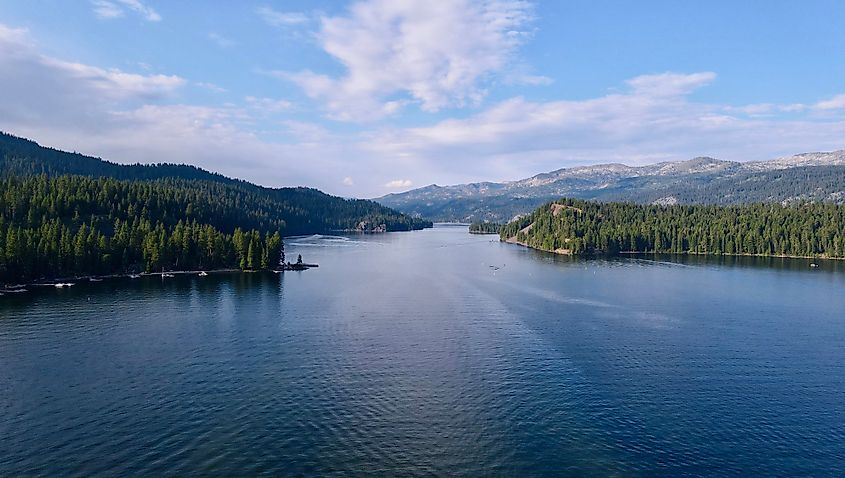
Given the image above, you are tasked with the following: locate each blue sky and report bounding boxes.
[1,0,844,197]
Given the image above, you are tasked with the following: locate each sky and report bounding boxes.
[1,0,844,198]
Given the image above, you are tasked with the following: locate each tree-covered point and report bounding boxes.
[0,132,432,235]
[468,221,503,234]
[500,198,845,259]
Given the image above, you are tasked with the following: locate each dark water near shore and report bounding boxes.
[2,225,844,476]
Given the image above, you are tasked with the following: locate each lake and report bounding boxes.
[2,225,844,476]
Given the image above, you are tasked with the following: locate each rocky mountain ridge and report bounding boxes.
[376,150,845,222]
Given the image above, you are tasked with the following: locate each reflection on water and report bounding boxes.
[1,226,844,476]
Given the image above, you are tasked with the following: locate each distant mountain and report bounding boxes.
[0,132,432,236]
[376,152,845,222]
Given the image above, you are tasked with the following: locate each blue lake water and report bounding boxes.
[1,225,844,476]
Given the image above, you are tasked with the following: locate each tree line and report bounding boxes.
[500,198,845,258]
[468,221,503,234]
[0,175,283,283]
[0,131,432,236]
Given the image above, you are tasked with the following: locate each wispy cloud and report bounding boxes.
[245,96,293,113]
[385,179,413,189]
[91,0,161,22]
[208,32,236,48]
[256,6,309,27]
[196,82,226,93]
[815,94,845,111]
[280,0,536,121]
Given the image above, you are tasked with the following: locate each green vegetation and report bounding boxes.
[0,132,432,236]
[468,221,503,234]
[0,132,432,283]
[0,175,285,283]
[501,198,845,258]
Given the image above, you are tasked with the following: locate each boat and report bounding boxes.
[161,273,175,278]
[198,271,209,277]
[89,278,103,282]
[128,274,141,279]
[54,282,75,288]
[810,263,819,268]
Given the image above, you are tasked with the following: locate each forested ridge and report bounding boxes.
[501,198,845,258]
[0,132,431,283]
[0,132,431,236]
[0,175,286,283]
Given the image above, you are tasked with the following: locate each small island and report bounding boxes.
[279,254,318,271]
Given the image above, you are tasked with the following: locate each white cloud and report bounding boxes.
[282,0,535,120]
[256,6,309,26]
[626,71,717,97]
[815,94,845,111]
[91,0,161,22]
[384,179,413,189]
[208,32,236,48]
[197,82,226,93]
[91,0,123,19]
[245,96,293,113]
[360,71,845,188]
[0,24,183,132]
[1,22,845,199]
[723,103,776,116]
[342,177,355,186]
[0,24,29,44]
[0,23,343,191]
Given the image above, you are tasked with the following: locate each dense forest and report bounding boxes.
[0,132,432,235]
[0,132,431,283]
[501,198,845,259]
[0,175,286,283]
[468,221,503,234]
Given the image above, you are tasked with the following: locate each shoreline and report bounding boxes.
[502,239,842,262]
[1,265,317,293]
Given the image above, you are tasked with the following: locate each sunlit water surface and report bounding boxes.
[2,225,844,476]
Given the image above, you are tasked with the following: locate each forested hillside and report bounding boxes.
[0,133,431,283]
[501,199,845,259]
[0,132,431,235]
[0,176,287,282]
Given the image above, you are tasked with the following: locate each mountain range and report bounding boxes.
[376,151,845,222]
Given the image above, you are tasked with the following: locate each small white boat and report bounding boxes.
[54,282,75,288]
[198,271,209,277]
[89,278,103,282]
[161,273,175,278]
[810,263,819,268]
[129,274,141,279]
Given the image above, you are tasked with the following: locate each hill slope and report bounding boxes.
[0,132,431,283]
[500,198,845,259]
[377,153,845,222]
[0,132,432,235]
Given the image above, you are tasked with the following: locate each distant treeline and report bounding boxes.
[468,221,503,234]
[501,198,845,258]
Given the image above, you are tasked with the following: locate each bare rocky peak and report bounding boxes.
[744,150,845,171]
[641,157,738,176]
[376,149,845,204]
